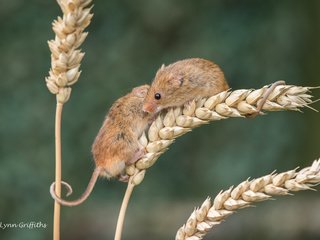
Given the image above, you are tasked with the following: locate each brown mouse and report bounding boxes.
[50,85,151,206]
[142,58,229,113]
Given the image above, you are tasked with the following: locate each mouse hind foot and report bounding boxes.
[126,148,146,165]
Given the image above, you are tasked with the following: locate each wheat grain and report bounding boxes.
[175,158,320,240]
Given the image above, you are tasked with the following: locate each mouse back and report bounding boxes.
[92,85,150,177]
[143,58,229,113]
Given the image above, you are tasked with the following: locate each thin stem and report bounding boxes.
[53,102,63,240]
[114,181,135,240]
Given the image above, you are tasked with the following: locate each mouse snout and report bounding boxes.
[142,102,156,113]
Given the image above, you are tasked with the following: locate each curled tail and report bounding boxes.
[50,167,101,207]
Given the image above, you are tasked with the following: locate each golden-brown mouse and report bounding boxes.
[143,58,229,113]
[50,85,150,206]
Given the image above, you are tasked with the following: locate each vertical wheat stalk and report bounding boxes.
[115,170,145,240]
[53,102,63,240]
[45,1,93,239]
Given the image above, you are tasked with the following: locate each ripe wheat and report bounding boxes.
[175,158,320,240]
[45,0,93,103]
[126,84,317,185]
[45,1,93,239]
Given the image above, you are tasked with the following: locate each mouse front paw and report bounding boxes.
[118,174,129,182]
[127,148,146,165]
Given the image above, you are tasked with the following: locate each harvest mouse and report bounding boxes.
[50,85,151,206]
[142,58,229,113]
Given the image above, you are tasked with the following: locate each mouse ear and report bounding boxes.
[169,75,184,87]
[155,64,166,77]
[132,85,149,97]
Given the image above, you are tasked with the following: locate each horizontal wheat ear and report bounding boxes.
[126,83,318,176]
[175,158,320,240]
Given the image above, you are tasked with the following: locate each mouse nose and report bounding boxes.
[143,103,156,113]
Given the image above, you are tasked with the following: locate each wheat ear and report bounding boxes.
[126,84,317,178]
[175,158,320,240]
[45,1,93,239]
[114,84,317,239]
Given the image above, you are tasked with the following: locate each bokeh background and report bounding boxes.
[0,0,319,239]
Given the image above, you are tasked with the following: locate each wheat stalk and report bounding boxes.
[114,83,317,239]
[175,158,320,240]
[126,84,316,179]
[45,1,93,239]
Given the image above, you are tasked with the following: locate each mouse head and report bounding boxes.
[143,64,184,113]
[132,84,150,98]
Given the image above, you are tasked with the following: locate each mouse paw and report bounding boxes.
[148,112,159,124]
[127,148,146,165]
[118,174,129,182]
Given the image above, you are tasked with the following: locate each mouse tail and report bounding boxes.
[50,167,101,207]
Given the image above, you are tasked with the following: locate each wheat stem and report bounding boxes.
[46,1,93,239]
[53,103,63,240]
[115,170,146,240]
[114,181,135,240]
[175,158,320,240]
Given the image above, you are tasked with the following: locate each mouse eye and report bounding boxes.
[154,93,161,100]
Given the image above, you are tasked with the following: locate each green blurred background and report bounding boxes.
[0,0,319,239]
